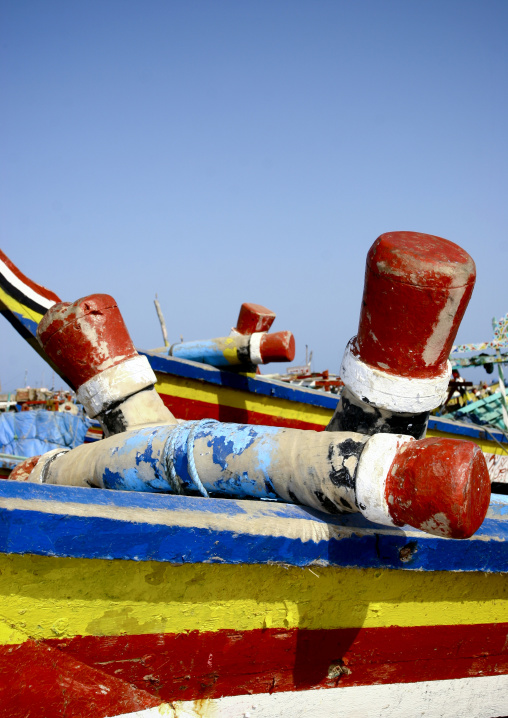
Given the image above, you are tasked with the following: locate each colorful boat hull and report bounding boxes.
[0,480,507,717]
[2,248,508,716]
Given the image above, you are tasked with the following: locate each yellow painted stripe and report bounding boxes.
[427,428,506,456]
[0,285,45,325]
[155,373,505,451]
[155,373,332,425]
[0,554,506,646]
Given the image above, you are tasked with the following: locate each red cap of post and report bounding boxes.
[356,232,476,379]
[386,437,491,539]
[37,294,138,389]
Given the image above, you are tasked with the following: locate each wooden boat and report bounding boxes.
[0,237,507,718]
[1,248,507,492]
[0,478,506,718]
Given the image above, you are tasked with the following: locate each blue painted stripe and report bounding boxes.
[428,416,508,444]
[142,351,340,410]
[0,480,506,572]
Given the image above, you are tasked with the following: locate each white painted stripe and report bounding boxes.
[114,675,508,718]
[0,256,56,311]
[107,706,171,718]
[355,433,413,526]
[341,339,451,413]
[76,355,157,417]
[249,332,264,365]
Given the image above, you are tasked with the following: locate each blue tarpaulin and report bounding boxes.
[0,411,90,458]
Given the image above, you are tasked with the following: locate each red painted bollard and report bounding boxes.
[8,455,43,482]
[356,434,490,539]
[234,303,276,335]
[37,294,175,436]
[169,301,295,368]
[329,232,476,438]
[236,304,294,365]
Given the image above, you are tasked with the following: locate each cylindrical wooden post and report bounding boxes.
[37,294,175,435]
[328,232,476,438]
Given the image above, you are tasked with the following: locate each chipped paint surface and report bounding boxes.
[234,303,276,335]
[17,413,492,538]
[386,437,491,539]
[421,284,468,366]
[37,294,138,387]
[356,232,476,379]
[30,421,370,517]
[76,355,158,417]
[355,433,413,526]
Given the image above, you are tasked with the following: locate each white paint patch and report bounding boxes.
[77,315,126,375]
[249,333,265,365]
[422,285,467,366]
[420,512,452,537]
[484,452,508,484]
[77,355,157,417]
[108,706,173,718]
[137,675,508,717]
[355,433,413,526]
[0,256,56,310]
[341,340,451,412]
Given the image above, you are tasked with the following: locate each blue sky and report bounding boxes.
[1,1,507,392]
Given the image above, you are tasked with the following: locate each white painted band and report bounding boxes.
[249,332,265,364]
[109,708,171,718]
[356,432,414,526]
[76,355,157,417]
[0,256,56,311]
[340,339,452,413]
[151,674,508,718]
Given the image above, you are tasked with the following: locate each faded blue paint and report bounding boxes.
[210,472,269,500]
[207,424,258,470]
[252,428,281,482]
[94,422,290,500]
[171,339,235,367]
[6,310,39,337]
[0,479,506,572]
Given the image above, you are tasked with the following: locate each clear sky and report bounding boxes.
[1,1,507,392]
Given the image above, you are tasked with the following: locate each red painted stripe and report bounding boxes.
[38,624,508,702]
[0,249,61,304]
[159,392,326,431]
[0,639,162,718]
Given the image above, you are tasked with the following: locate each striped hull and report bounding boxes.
[1,249,508,716]
[0,482,506,717]
[1,554,507,717]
